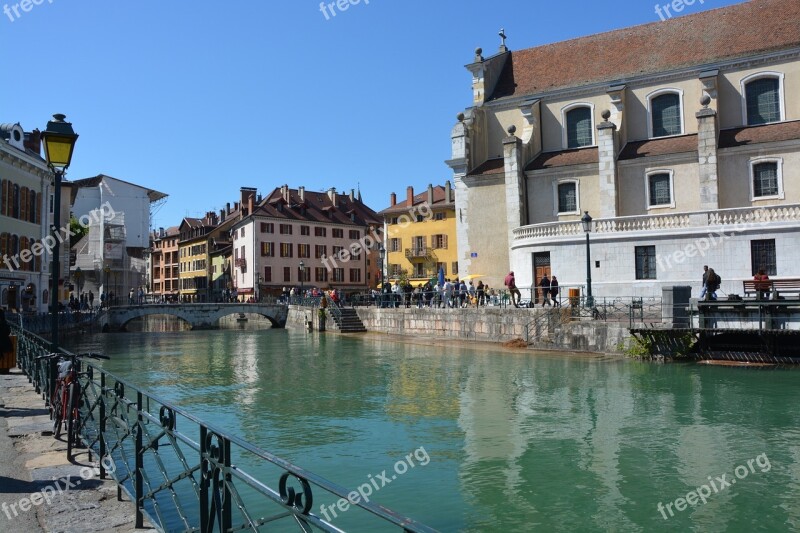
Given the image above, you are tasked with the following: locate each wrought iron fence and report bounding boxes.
[10,325,438,533]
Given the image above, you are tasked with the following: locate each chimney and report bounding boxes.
[328,187,336,203]
[226,202,231,215]
[235,201,240,211]
[349,189,355,202]
[407,186,414,206]
[248,194,254,217]
[427,184,434,206]
[282,184,289,201]
[445,181,452,204]
[390,192,397,206]
[159,227,165,238]
[219,209,225,222]
[298,186,305,202]
[23,129,42,155]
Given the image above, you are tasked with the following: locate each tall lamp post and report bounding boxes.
[299,260,305,297]
[378,244,385,288]
[254,273,261,302]
[42,114,79,351]
[581,211,594,308]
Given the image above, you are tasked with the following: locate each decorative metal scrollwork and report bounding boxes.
[279,472,313,515]
[159,406,175,430]
[205,431,225,462]
[114,381,125,398]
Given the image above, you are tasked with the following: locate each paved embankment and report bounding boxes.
[0,369,155,533]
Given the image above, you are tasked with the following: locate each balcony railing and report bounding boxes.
[513,204,800,241]
[405,247,432,258]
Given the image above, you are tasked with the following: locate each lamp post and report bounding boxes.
[299,260,305,297]
[254,273,261,303]
[42,114,78,351]
[103,266,110,308]
[378,244,385,288]
[581,211,594,308]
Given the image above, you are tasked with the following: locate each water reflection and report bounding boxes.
[64,329,800,532]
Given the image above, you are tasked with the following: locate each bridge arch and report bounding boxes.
[105,304,288,331]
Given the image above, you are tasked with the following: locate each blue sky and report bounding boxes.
[1,0,742,229]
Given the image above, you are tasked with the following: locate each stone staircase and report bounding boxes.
[330,307,367,333]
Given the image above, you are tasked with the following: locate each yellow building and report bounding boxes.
[379,183,457,285]
[178,216,215,302]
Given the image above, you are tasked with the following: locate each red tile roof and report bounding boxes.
[467,158,505,177]
[719,120,800,148]
[619,135,698,160]
[379,185,455,214]
[526,147,599,171]
[490,0,800,100]
[253,188,380,226]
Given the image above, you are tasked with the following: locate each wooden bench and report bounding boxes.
[742,278,800,298]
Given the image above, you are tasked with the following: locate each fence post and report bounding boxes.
[99,372,106,479]
[135,391,144,529]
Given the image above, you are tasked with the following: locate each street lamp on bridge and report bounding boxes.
[42,114,78,352]
[299,260,305,297]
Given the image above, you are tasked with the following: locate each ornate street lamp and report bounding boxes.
[581,211,594,308]
[42,114,78,351]
[299,260,305,296]
[255,272,261,302]
[378,244,386,287]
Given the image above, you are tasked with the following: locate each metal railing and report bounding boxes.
[6,310,99,336]
[10,325,438,533]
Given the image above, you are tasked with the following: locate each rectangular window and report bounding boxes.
[751,239,776,276]
[333,228,344,238]
[391,217,399,225]
[298,244,311,258]
[264,266,272,283]
[315,245,327,259]
[648,173,672,206]
[332,246,343,257]
[635,246,657,280]
[434,212,446,221]
[436,262,446,276]
[746,77,780,125]
[431,234,448,249]
[557,183,577,213]
[240,228,245,238]
[333,268,344,282]
[261,223,274,233]
[389,238,401,252]
[414,263,425,277]
[279,224,293,235]
[315,227,326,237]
[753,162,779,197]
[651,93,682,137]
[566,107,592,148]
[301,225,310,236]
[280,243,293,258]
[349,230,360,239]
[349,268,361,283]
[452,262,459,275]
[260,242,274,257]
[315,267,328,282]
[283,266,291,282]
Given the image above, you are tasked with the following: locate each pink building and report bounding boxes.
[230,185,381,297]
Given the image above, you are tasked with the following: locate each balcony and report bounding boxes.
[405,247,435,259]
[513,204,800,243]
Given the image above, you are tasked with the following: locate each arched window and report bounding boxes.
[10,234,18,261]
[744,75,782,125]
[20,187,28,223]
[749,158,783,200]
[564,106,594,148]
[1,180,7,216]
[42,289,49,305]
[29,190,37,223]
[650,92,682,137]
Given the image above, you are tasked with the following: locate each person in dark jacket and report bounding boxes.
[540,275,551,306]
[0,309,13,356]
[550,276,560,306]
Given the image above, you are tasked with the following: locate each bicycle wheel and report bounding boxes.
[52,386,63,437]
[66,381,79,459]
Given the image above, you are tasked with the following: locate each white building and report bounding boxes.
[0,122,61,312]
[69,174,166,303]
[448,0,800,298]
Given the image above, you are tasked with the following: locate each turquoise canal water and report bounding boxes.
[65,322,800,532]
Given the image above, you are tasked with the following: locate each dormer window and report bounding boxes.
[743,73,784,125]
[648,90,683,137]
[563,105,594,149]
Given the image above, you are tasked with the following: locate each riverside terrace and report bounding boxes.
[8,323,438,532]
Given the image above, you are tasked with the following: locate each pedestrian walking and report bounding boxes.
[705,267,721,301]
[477,280,485,307]
[540,275,551,306]
[699,265,709,300]
[550,276,560,306]
[89,290,94,309]
[504,272,521,307]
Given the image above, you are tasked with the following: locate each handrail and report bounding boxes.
[10,324,438,533]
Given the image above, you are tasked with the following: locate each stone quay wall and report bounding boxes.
[353,307,632,354]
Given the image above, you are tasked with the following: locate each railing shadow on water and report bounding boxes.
[9,324,438,533]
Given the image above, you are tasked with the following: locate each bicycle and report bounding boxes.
[35,352,109,460]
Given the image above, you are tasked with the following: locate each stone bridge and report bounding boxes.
[99,303,289,331]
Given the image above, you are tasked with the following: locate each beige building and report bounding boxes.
[449,0,800,297]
